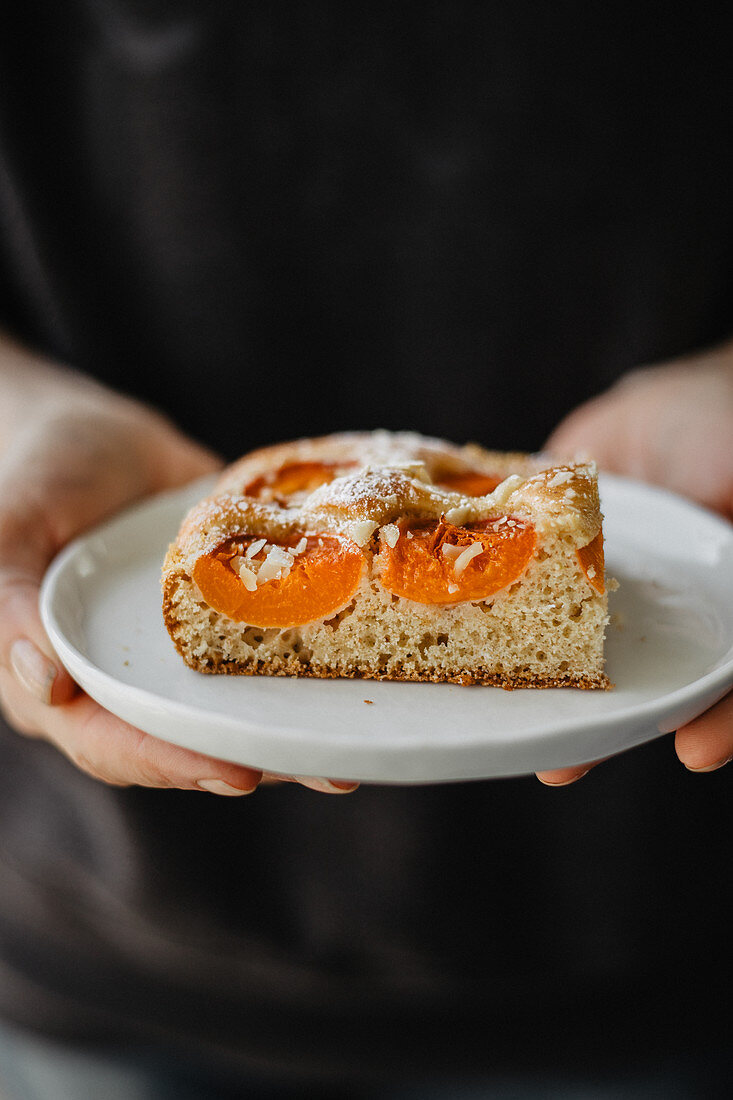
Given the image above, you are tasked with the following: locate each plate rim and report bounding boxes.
[39,473,733,778]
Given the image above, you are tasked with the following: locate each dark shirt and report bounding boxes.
[0,1,731,1083]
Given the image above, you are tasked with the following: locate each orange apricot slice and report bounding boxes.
[244,462,341,499]
[435,471,503,496]
[576,529,605,594]
[378,516,537,605]
[192,533,364,627]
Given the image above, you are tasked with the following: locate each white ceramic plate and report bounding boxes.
[40,475,733,783]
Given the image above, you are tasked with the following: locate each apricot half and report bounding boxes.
[244,462,341,499]
[192,533,364,627]
[435,471,503,496]
[576,529,605,594]
[378,516,537,605]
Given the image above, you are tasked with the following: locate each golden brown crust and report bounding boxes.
[164,431,602,577]
[161,570,187,651]
[162,430,610,689]
[213,431,537,497]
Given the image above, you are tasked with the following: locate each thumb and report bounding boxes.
[0,509,76,706]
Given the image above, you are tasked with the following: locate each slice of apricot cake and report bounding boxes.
[162,431,610,688]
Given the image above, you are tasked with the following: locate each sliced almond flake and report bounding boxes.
[348,519,378,546]
[237,563,258,591]
[453,541,483,575]
[445,504,472,525]
[546,468,574,488]
[490,474,524,506]
[441,543,463,562]
[257,545,294,584]
[381,523,400,548]
[245,538,267,559]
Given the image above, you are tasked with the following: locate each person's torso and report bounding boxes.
[0,1,731,1078]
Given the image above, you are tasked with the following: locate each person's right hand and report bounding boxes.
[536,340,733,786]
[0,366,358,796]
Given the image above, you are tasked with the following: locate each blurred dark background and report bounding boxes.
[2,3,733,456]
[0,0,731,1090]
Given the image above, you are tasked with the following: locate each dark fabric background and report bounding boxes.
[0,0,731,1084]
[2,2,733,456]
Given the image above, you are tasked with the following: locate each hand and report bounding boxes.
[0,350,358,796]
[536,340,733,785]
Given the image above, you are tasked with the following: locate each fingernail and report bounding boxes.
[537,768,591,787]
[10,639,57,705]
[685,756,732,774]
[197,778,257,796]
[294,776,359,793]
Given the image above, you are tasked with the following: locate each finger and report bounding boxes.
[0,567,77,705]
[675,692,733,772]
[0,487,77,703]
[545,401,640,478]
[544,396,611,460]
[536,761,601,786]
[0,669,261,792]
[293,776,360,793]
[146,422,224,493]
[260,771,360,794]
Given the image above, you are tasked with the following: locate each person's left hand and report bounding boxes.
[535,341,733,786]
[0,360,359,797]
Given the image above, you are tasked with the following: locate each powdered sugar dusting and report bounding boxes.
[177,435,602,574]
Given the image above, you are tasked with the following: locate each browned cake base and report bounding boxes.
[174,655,607,690]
